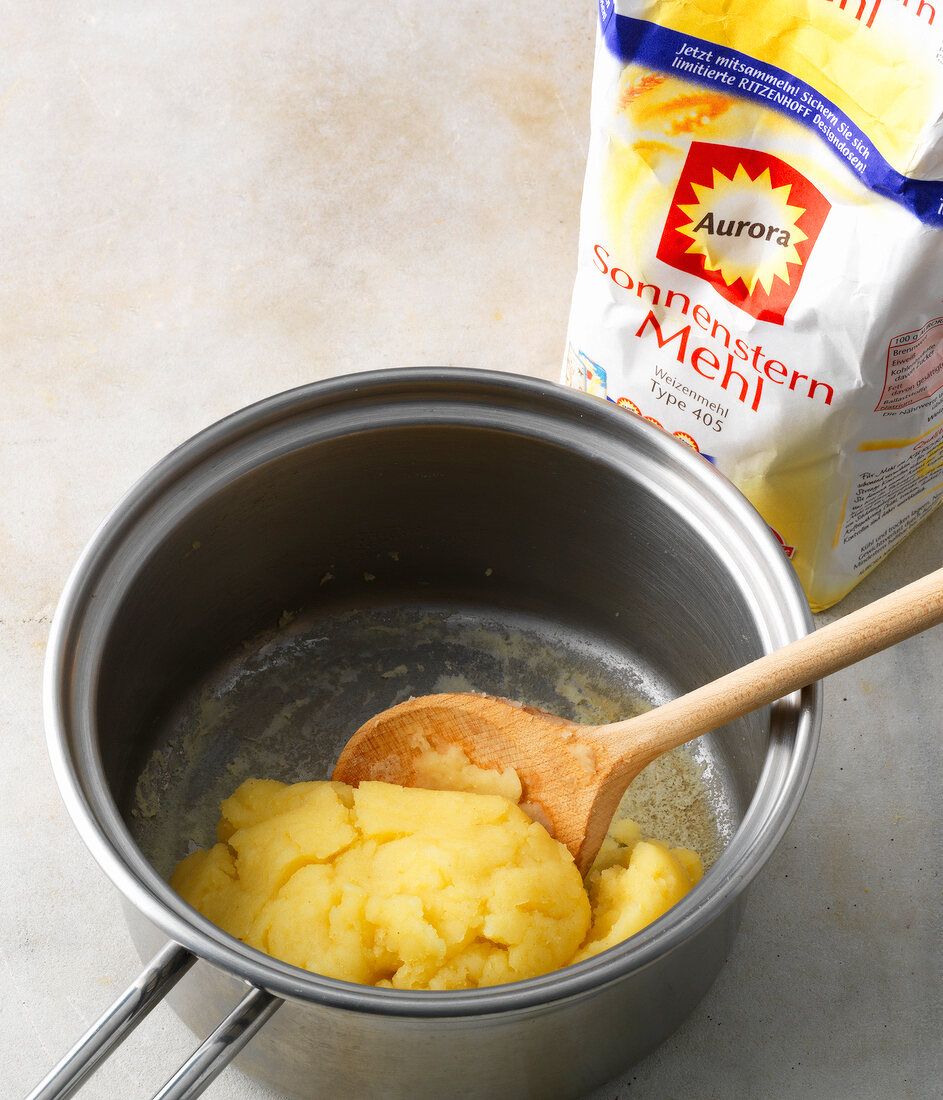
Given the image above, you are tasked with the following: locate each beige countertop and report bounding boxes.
[3,4,940,1097]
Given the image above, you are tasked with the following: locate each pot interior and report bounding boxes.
[55,371,815,991]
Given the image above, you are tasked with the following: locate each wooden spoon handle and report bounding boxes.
[600,565,943,765]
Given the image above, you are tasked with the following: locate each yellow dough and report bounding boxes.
[171,777,702,990]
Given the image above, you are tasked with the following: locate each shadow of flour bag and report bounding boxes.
[563,0,943,610]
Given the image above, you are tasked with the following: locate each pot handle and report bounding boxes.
[27,941,283,1100]
[151,984,282,1100]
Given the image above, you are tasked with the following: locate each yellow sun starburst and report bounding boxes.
[676,163,808,295]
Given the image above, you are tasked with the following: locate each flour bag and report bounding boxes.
[563,0,943,610]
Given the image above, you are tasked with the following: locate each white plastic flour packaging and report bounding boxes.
[563,0,943,610]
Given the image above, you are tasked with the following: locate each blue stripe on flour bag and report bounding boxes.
[597,5,943,228]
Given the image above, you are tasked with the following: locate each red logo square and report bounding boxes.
[656,142,831,325]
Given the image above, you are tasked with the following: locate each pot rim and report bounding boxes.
[44,366,820,1018]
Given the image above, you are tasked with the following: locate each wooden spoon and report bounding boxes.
[333,567,943,874]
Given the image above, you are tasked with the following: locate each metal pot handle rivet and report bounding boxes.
[27,941,282,1100]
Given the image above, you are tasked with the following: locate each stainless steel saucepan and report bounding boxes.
[34,368,820,1099]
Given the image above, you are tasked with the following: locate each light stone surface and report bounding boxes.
[3,4,940,1098]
